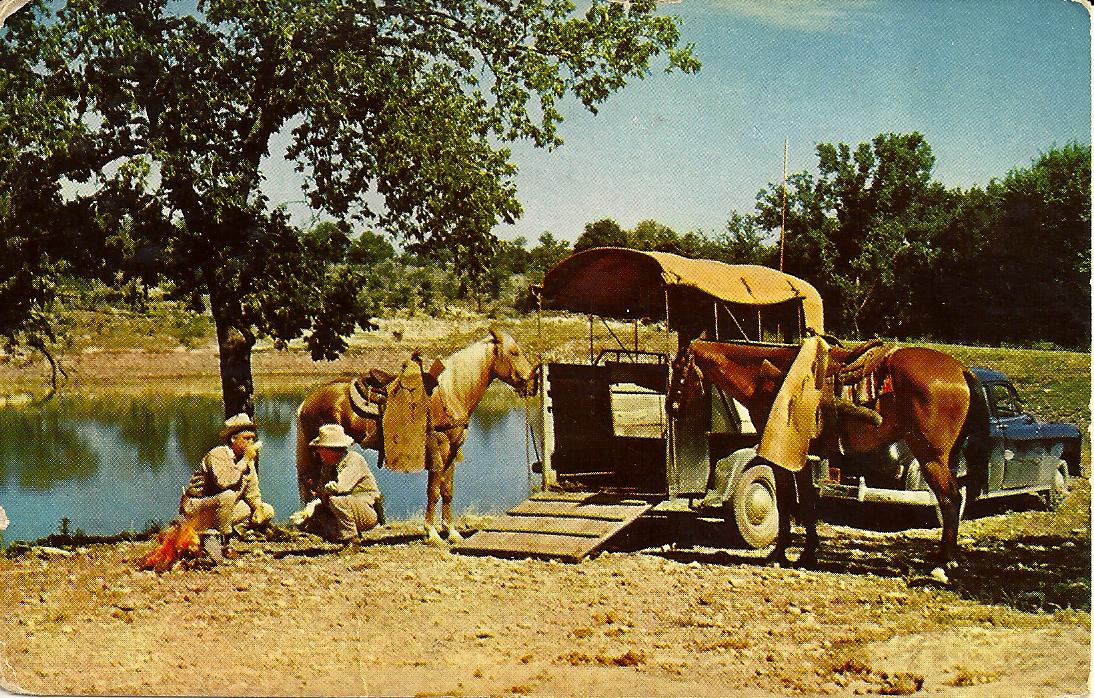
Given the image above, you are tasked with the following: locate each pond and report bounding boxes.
[0,386,535,543]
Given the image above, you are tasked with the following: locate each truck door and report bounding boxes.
[669,377,711,498]
[988,381,1042,489]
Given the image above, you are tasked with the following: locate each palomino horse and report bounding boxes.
[296,329,535,545]
[669,339,988,579]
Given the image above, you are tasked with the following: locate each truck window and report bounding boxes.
[989,383,1021,418]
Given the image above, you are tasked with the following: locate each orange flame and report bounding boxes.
[139,506,218,572]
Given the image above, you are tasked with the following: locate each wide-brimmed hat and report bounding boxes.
[219,413,258,441]
[310,423,354,449]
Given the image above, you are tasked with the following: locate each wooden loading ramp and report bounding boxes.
[453,492,653,562]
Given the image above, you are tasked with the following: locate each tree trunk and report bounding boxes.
[211,292,256,419]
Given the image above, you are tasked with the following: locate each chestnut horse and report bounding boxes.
[669,339,988,580]
[296,329,535,545]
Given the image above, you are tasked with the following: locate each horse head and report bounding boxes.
[487,328,536,397]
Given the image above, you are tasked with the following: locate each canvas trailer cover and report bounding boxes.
[536,247,825,336]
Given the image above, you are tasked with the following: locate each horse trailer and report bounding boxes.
[455,248,826,560]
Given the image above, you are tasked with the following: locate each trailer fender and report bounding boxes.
[703,447,759,508]
[713,448,780,549]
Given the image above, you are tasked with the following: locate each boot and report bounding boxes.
[374,493,386,526]
[199,529,225,564]
[221,532,240,560]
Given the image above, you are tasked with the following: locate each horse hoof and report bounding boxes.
[447,529,465,544]
[796,554,818,570]
[929,567,950,585]
[424,528,448,548]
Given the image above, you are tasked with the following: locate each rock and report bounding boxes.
[34,546,74,558]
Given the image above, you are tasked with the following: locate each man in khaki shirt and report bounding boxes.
[296,423,382,543]
[179,413,275,556]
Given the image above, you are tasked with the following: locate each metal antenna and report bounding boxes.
[780,137,788,271]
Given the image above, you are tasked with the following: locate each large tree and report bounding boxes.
[12,0,697,415]
[931,143,1091,347]
[0,8,107,388]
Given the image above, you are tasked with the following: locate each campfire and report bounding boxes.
[139,507,217,572]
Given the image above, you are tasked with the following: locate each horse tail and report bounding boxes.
[295,398,318,504]
[955,369,991,499]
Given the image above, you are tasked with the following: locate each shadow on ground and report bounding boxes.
[604,502,1090,614]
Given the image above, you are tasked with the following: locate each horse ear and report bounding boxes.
[488,327,503,344]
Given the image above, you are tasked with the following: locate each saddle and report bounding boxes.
[826,339,895,427]
[832,340,891,385]
[348,352,445,472]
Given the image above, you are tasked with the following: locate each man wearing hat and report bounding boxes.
[298,423,382,543]
[179,413,276,557]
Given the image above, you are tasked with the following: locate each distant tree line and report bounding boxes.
[750,134,1090,349]
[483,134,1089,349]
[56,133,1092,352]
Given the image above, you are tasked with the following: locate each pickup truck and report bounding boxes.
[814,366,1083,518]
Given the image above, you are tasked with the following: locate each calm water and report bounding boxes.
[0,387,534,543]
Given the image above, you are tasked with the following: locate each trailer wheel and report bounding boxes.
[724,464,779,549]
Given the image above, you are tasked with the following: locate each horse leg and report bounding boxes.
[796,468,820,569]
[909,435,961,582]
[439,460,463,543]
[424,468,446,547]
[767,464,796,566]
[437,429,466,543]
[423,431,451,547]
[295,406,324,504]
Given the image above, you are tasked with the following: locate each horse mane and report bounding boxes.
[434,335,500,422]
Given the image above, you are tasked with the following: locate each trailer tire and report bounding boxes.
[724,464,779,549]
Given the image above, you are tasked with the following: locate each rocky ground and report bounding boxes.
[0,485,1089,697]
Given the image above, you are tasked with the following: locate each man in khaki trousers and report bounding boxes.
[179,413,275,558]
[295,424,383,543]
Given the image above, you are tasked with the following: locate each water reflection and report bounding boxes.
[0,387,532,543]
[0,410,101,490]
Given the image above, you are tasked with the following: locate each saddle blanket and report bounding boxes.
[382,360,431,473]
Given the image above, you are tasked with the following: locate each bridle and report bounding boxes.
[667,349,703,417]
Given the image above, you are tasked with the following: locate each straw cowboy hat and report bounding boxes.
[219,413,258,441]
[310,423,355,449]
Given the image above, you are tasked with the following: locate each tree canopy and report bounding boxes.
[749,135,1090,347]
[4,0,697,413]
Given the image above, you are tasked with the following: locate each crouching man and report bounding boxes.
[292,424,383,543]
[180,413,276,559]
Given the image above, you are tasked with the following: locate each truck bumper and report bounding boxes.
[816,477,937,507]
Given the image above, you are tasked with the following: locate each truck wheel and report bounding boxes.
[724,464,779,549]
[933,484,967,528]
[1041,460,1070,511]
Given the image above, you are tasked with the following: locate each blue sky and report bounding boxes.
[494,0,1091,242]
[35,0,1091,243]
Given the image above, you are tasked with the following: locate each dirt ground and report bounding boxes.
[0,340,1090,697]
[1,488,1090,697]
